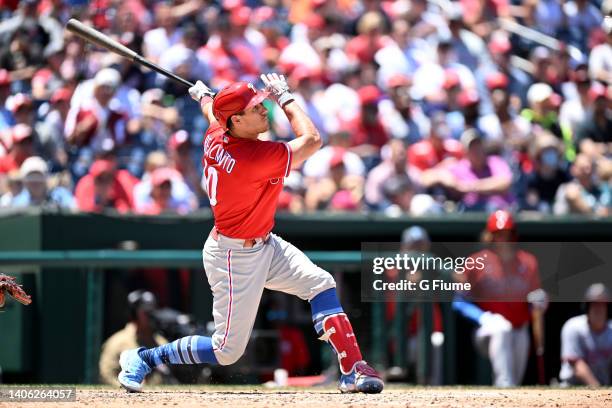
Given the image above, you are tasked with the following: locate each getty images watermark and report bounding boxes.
[360,242,612,302]
[371,252,486,292]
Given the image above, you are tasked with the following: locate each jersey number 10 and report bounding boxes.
[204,167,218,206]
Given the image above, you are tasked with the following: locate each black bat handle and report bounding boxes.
[134,56,195,88]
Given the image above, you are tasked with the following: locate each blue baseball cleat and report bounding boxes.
[338,361,384,394]
[118,348,152,392]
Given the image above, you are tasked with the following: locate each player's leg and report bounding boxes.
[204,239,274,366]
[477,328,514,386]
[264,233,383,393]
[511,325,530,385]
[118,236,273,391]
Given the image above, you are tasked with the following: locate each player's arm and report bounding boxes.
[572,359,601,386]
[459,175,512,194]
[189,80,218,125]
[261,73,321,169]
[282,101,321,168]
[452,294,484,324]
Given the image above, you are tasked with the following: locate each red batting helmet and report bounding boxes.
[486,210,515,233]
[212,82,269,129]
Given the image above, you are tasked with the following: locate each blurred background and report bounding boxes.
[0,0,610,388]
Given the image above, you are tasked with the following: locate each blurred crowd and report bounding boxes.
[0,0,610,215]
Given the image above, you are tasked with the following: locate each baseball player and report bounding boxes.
[453,210,547,386]
[117,73,384,394]
[559,283,612,386]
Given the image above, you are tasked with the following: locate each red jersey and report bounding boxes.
[350,117,389,148]
[407,139,463,171]
[346,35,391,64]
[463,248,540,328]
[74,170,136,213]
[202,123,292,239]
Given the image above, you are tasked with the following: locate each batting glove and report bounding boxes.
[261,73,294,107]
[189,80,215,106]
[478,311,512,335]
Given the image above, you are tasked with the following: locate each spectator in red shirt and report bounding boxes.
[350,86,390,161]
[0,124,34,174]
[346,11,390,64]
[408,112,463,172]
[74,159,134,213]
[65,68,128,152]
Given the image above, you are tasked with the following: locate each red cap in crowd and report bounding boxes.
[358,85,382,105]
[304,14,325,30]
[386,73,411,89]
[212,82,269,129]
[488,36,511,55]
[443,69,460,90]
[51,88,72,104]
[230,6,251,26]
[486,210,515,232]
[486,72,509,90]
[457,89,480,107]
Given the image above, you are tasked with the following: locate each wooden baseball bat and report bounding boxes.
[531,307,546,385]
[65,19,195,88]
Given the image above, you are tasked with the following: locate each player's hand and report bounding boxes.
[261,73,294,107]
[478,311,512,335]
[527,288,548,311]
[0,274,32,308]
[188,80,215,103]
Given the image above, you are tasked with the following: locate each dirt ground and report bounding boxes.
[3,386,612,408]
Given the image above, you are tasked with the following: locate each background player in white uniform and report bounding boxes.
[117,73,383,394]
[559,283,612,386]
